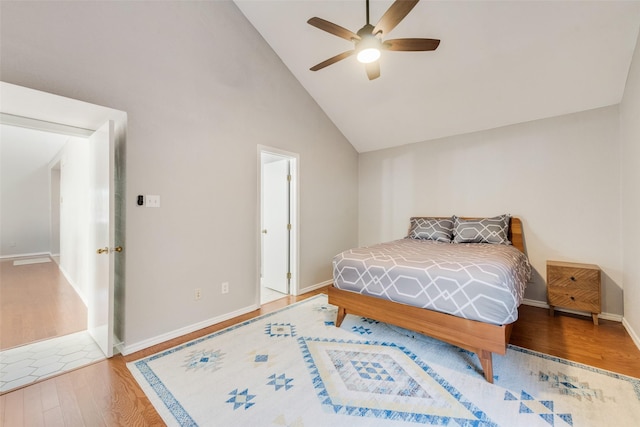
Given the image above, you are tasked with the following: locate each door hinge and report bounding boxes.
[287,174,292,182]
[287,223,292,230]
[287,272,292,280]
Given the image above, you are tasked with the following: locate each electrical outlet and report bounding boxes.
[194,288,202,300]
[221,282,229,294]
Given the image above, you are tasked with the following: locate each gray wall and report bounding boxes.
[620,29,640,345]
[359,106,624,317]
[0,1,358,350]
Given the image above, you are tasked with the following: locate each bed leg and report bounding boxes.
[335,307,346,327]
[477,350,494,383]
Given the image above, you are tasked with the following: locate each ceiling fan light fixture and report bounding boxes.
[356,35,381,64]
[357,47,380,64]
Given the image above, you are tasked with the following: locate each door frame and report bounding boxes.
[257,145,299,303]
[0,82,127,357]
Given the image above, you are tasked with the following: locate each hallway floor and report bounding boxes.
[0,256,87,350]
[0,256,100,394]
[0,331,104,393]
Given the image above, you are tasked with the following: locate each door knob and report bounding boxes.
[262,229,268,234]
[96,247,109,254]
[112,246,123,253]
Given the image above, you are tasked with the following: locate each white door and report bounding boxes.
[87,121,115,357]
[262,157,290,294]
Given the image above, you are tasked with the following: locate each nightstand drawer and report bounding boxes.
[547,287,600,313]
[547,265,599,291]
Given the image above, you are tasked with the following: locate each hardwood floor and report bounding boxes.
[0,258,87,350]
[511,304,640,378]
[2,287,639,426]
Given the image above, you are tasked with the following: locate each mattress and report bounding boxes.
[332,238,532,325]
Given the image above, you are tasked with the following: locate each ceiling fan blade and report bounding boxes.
[307,17,361,42]
[365,62,380,80]
[383,38,440,51]
[373,0,420,37]
[310,50,355,71]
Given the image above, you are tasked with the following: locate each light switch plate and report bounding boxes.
[146,195,160,208]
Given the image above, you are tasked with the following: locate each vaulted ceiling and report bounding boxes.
[235,0,640,153]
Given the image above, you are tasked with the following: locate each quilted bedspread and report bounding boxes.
[332,239,532,325]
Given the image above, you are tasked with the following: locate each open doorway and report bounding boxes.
[259,147,298,304]
[0,123,105,393]
[0,124,87,350]
[0,82,126,393]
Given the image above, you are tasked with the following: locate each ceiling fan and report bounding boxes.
[307,0,440,80]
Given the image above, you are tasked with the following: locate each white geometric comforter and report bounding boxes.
[332,239,532,325]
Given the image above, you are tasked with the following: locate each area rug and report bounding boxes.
[128,294,640,426]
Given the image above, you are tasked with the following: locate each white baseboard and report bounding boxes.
[622,318,640,351]
[297,279,332,296]
[49,252,60,264]
[521,298,623,323]
[121,303,259,356]
[0,251,50,259]
[521,298,550,309]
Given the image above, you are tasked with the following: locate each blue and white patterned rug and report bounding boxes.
[128,295,640,426]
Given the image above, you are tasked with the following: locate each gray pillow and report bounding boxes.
[452,215,511,245]
[407,217,454,242]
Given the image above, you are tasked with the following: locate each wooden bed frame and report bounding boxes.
[329,217,525,383]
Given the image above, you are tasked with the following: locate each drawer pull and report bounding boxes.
[570,276,576,281]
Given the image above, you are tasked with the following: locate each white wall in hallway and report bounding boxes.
[0,125,67,257]
[58,136,91,303]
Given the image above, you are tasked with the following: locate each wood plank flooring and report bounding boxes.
[511,304,640,378]
[0,258,87,350]
[2,287,639,426]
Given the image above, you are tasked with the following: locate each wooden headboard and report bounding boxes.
[409,216,525,254]
[508,217,525,253]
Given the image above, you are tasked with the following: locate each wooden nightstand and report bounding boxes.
[547,260,601,325]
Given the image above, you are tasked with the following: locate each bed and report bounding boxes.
[329,215,531,383]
